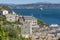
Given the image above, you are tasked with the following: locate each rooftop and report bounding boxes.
[24,16,37,20]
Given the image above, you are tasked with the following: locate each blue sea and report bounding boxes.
[13,8,60,25]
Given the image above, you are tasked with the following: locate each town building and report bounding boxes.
[20,16,39,38]
[8,10,16,15]
[5,14,18,22]
[0,10,8,15]
[3,10,8,15]
[30,33,58,40]
[21,22,30,38]
[49,24,59,27]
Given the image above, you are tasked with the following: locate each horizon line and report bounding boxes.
[0,2,60,5]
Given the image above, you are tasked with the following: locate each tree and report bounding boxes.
[0,21,8,40]
[37,19,48,26]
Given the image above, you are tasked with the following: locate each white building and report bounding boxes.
[3,10,8,15]
[24,16,39,35]
[0,10,8,15]
[49,24,59,27]
[12,11,16,14]
[23,16,38,27]
[20,16,39,38]
[5,14,18,22]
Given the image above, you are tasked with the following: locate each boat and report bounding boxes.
[40,8,43,10]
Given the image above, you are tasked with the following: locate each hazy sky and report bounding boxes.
[0,0,60,4]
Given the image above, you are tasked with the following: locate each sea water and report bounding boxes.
[13,8,60,25]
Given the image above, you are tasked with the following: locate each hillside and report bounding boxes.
[5,3,60,9]
[1,3,60,9]
[15,4,60,9]
[0,3,60,10]
[0,4,11,10]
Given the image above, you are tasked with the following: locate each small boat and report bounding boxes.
[40,8,43,10]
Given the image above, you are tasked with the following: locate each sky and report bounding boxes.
[0,0,60,4]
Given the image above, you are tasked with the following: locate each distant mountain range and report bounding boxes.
[1,3,60,9]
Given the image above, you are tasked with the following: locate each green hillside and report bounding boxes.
[0,5,11,10]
